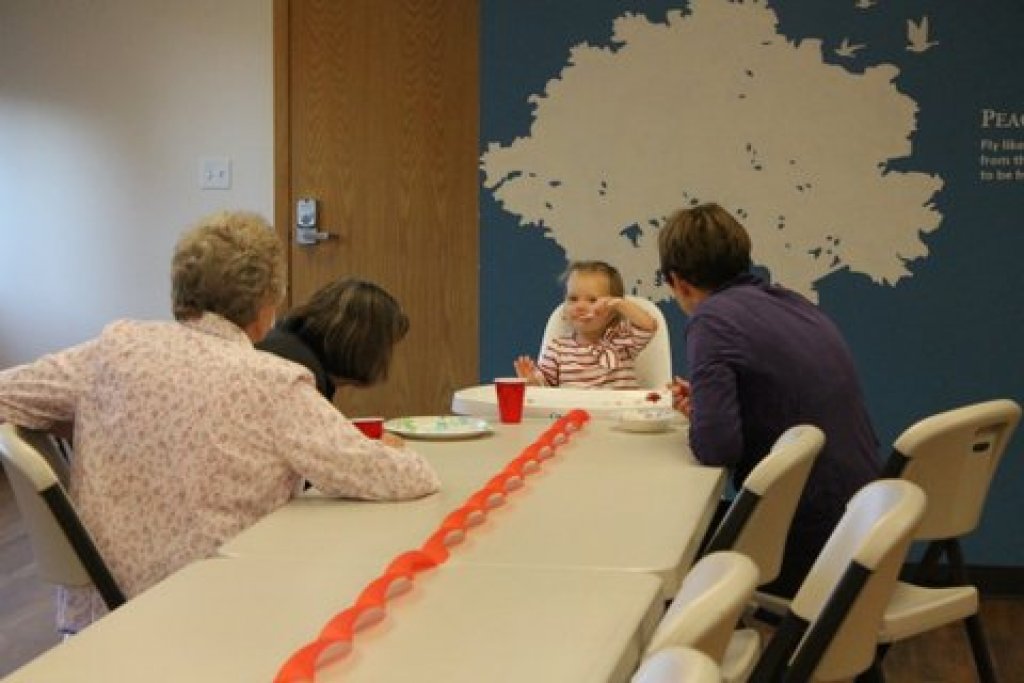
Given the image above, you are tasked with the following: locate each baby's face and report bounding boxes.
[564,271,614,336]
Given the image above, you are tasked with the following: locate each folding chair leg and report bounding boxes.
[912,540,947,584]
[854,659,886,683]
[945,541,999,683]
[964,614,999,683]
[873,643,891,666]
[946,539,969,585]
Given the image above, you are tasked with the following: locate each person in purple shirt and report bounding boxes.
[658,202,881,598]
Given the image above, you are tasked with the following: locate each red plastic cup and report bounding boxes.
[352,417,384,439]
[494,377,527,424]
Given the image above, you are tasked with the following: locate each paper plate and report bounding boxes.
[617,408,676,433]
[384,415,492,440]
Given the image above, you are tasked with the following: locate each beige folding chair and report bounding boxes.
[0,423,125,610]
[702,425,825,590]
[539,296,672,387]
[644,551,761,683]
[15,427,72,487]
[875,398,1021,683]
[748,479,926,683]
[633,646,723,683]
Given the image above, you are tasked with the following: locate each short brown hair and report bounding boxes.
[287,279,409,386]
[658,203,752,290]
[171,211,285,326]
[561,260,625,297]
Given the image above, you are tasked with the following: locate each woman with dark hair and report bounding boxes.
[257,278,409,401]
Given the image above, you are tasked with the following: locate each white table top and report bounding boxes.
[452,383,675,420]
[3,558,662,683]
[220,418,723,598]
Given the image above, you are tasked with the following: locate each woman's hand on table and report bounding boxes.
[382,432,405,449]
[668,376,692,418]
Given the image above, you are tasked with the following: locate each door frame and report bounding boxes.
[273,0,293,310]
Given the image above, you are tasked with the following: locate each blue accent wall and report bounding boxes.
[481,0,1024,565]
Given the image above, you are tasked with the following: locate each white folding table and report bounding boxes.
[219,418,723,598]
[2,558,662,683]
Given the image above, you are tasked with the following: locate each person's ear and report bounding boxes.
[244,301,277,343]
[665,272,701,315]
[665,271,685,296]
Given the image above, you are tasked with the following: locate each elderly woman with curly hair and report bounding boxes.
[0,211,440,634]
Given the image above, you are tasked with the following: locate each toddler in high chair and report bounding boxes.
[514,260,658,388]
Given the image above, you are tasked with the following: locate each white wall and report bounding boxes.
[0,0,273,367]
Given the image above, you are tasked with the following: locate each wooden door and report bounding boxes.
[274,0,479,417]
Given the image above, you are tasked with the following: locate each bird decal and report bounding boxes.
[835,37,866,58]
[907,16,939,53]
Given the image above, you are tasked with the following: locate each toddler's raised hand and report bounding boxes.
[514,355,545,386]
[591,296,620,318]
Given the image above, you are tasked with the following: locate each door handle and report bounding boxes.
[295,197,337,246]
[296,226,335,245]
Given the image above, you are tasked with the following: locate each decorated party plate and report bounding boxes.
[384,415,492,440]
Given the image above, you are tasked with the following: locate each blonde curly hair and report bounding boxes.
[171,211,286,326]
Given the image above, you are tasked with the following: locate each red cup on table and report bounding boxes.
[352,417,384,439]
[494,377,527,424]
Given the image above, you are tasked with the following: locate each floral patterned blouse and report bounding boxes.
[0,313,440,632]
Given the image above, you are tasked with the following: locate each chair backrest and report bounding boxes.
[885,398,1021,540]
[632,646,722,683]
[0,424,125,609]
[644,551,759,663]
[750,479,926,683]
[15,428,72,488]
[704,424,825,586]
[539,296,672,388]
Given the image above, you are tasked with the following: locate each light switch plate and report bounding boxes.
[199,156,232,190]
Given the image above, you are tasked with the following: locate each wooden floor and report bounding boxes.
[1,470,1021,681]
[1,470,60,677]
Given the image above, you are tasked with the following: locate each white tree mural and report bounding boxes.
[481,0,944,301]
